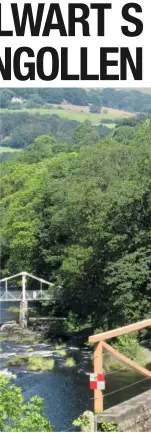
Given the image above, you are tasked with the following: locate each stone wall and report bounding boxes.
[95,390,151,432]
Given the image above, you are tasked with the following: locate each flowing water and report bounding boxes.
[0,301,151,431]
[0,301,19,323]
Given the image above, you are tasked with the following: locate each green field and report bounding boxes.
[0,146,20,154]
[102,123,116,129]
[0,107,132,126]
[125,88,151,95]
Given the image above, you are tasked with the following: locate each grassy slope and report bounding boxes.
[136,88,151,95]
[0,107,131,126]
[103,123,116,129]
[121,88,151,95]
[0,146,20,154]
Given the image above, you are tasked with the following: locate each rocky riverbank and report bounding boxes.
[1,323,151,374]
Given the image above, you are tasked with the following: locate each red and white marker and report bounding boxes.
[89,373,105,390]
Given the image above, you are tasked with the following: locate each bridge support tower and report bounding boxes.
[19,272,28,328]
[19,301,28,328]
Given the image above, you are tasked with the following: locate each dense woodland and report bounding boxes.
[0,111,110,150]
[1,112,151,331]
[1,87,151,113]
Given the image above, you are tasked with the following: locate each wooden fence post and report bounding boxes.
[89,318,151,418]
[94,341,103,413]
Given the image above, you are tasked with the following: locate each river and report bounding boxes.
[0,301,19,323]
[0,302,151,431]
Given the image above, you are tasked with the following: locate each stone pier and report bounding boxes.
[19,301,28,328]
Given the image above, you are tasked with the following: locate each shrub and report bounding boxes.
[65,312,92,333]
[113,332,145,365]
[7,355,55,371]
[57,349,67,357]
[0,337,6,343]
[0,376,53,431]
[73,411,94,432]
[8,306,20,314]
[28,356,55,371]
[65,357,76,367]
[101,422,117,431]
[19,336,41,345]
[7,356,28,367]
[102,333,146,372]
[55,343,66,350]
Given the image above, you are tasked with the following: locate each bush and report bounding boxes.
[94,333,146,373]
[113,332,145,365]
[7,355,55,371]
[101,422,117,431]
[90,103,101,113]
[8,306,20,314]
[65,312,92,333]
[65,357,76,367]
[55,343,66,350]
[56,349,67,357]
[0,376,53,431]
[16,335,41,345]
[7,356,27,367]
[28,356,55,371]
[0,337,6,343]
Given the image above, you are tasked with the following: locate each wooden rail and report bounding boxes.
[88,319,151,413]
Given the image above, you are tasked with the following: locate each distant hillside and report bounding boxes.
[124,88,151,95]
[1,88,151,114]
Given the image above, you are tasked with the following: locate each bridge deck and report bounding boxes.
[0,290,52,302]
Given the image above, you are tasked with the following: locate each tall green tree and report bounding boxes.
[1,119,151,329]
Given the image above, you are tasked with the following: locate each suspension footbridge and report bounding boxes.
[0,271,54,327]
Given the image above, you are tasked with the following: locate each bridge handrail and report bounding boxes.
[89,318,151,413]
[0,289,53,301]
[89,318,151,343]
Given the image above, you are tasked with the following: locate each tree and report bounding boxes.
[0,112,79,149]
[112,125,137,145]
[1,119,151,331]
[0,376,53,432]
[63,88,88,106]
[73,120,100,147]
[0,89,15,108]
[90,103,101,113]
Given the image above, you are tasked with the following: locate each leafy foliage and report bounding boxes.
[6,355,55,371]
[1,118,151,331]
[0,376,53,431]
[101,422,117,431]
[0,111,79,148]
[73,415,91,430]
[65,357,76,367]
[113,333,145,365]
